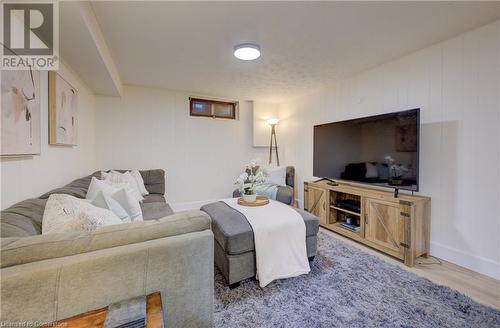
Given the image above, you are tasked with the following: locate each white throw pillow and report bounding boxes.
[91,191,131,223]
[365,162,379,178]
[86,177,143,221]
[130,169,149,196]
[263,166,287,186]
[112,189,143,222]
[42,194,122,235]
[86,177,119,200]
[102,171,144,202]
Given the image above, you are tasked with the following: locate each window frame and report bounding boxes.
[189,97,237,120]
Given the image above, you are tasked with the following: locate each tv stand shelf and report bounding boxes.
[330,205,361,217]
[304,180,431,267]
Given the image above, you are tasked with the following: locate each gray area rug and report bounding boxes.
[214,232,500,327]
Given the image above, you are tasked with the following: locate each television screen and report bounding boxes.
[313,108,420,191]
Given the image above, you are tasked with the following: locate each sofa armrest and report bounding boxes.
[1,230,214,327]
[1,210,211,268]
[233,185,294,205]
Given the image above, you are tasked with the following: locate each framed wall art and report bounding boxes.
[1,69,41,156]
[49,71,78,146]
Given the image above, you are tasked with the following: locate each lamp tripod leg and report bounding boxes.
[269,129,274,165]
[273,130,280,166]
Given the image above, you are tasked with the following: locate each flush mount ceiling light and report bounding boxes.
[233,43,261,61]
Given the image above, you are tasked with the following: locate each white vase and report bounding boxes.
[242,193,257,203]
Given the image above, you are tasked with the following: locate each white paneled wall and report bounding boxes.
[253,101,280,147]
[1,62,98,209]
[95,86,268,207]
[279,21,500,279]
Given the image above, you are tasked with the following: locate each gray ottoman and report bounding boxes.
[201,201,319,288]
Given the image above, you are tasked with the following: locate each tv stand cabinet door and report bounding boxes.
[365,198,404,259]
[304,184,328,226]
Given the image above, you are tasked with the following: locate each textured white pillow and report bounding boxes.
[86,177,119,200]
[86,177,143,221]
[130,169,149,196]
[102,171,144,202]
[42,194,122,235]
[112,189,143,222]
[365,162,379,178]
[264,166,287,186]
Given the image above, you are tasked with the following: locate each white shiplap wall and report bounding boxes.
[279,20,500,279]
[95,86,268,207]
[1,62,98,209]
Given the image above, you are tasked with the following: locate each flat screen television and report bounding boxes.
[313,108,420,192]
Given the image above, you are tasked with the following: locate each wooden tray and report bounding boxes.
[238,196,269,207]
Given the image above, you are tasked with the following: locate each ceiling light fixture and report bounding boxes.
[234,43,261,61]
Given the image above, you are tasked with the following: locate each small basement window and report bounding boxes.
[189,97,237,119]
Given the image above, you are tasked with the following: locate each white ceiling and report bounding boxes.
[62,2,500,102]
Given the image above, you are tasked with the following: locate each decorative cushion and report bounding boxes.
[343,163,367,180]
[365,162,379,178]
[42,194,122,235]
[102,171,144,202]
[130,169,149,196]
[91,191,131,223]
[86,177,143,222]
[377,163,390,180]
[86,177,120,200]
[263,166,287,186]
[112,189,143,222]
[1,170,168,238]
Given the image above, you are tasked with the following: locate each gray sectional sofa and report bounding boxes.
[0,170,214,327]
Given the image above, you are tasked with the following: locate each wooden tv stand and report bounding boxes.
[304,180,431,267]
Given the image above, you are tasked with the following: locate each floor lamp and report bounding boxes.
[267,118,280,166]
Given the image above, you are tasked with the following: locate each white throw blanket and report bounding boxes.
[223,198,310,287]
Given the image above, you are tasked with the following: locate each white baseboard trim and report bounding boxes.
[430,241,499,280]
[170,199,218,212]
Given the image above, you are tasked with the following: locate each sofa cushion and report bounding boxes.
[201,201,319,255]
[141,201,174,220]
[0,210,211,268]
[0,199,47,237]
[142,194,166,204]
[138,169,165,195]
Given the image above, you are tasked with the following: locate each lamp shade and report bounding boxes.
[266,118,280,126]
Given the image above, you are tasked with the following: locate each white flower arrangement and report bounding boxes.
[384,155,409,179]
[235,159,267,195]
